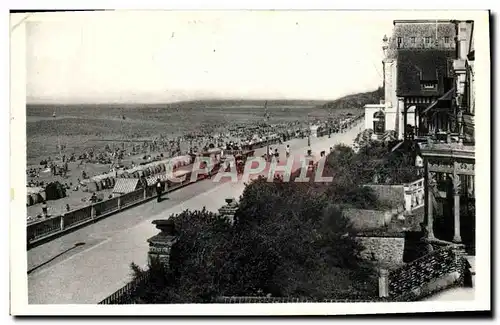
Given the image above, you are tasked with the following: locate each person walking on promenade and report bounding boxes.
[41,200,48,218]
[285,144,290,159]
[156,178,163,202]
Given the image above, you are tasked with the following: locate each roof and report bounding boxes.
[422,88,455,114]
[393,20,453,24]
[467,50,475,61]
[396,49,455,97]
[27,187,44,195]
[112,178,141,194]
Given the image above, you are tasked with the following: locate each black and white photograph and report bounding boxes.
[9,9,491,316]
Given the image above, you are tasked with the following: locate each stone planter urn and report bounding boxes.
[147,219,178,268]
[152,219,176,236]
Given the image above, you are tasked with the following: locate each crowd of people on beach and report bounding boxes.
[26,114,362,222]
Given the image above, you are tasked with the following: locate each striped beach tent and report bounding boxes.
[27,194,34,206]
[26,186,47,206]
[112,178,142,195]
[146,174,169,187]
[30,193,39,205]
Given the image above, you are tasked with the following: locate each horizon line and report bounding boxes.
[26,88,382,106]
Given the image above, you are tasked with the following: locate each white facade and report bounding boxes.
[363,44,402,139]
[364,104,385,131]
[383,58,399,134]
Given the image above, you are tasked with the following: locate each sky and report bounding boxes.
[25,11,394,104]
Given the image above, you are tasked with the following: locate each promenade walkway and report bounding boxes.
[27,122,364,304]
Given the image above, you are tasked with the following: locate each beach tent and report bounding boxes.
[112,178,142,195]
[146,174,169,187]
[45,182,66,200]
[84,178,98,192]
[27,194,34,206]
[26,186,46,206]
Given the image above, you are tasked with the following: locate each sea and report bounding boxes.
[25,101,348,165]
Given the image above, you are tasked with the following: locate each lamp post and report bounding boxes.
[307,113,311,148]
[264,101,270,161]
[328,109,333,138]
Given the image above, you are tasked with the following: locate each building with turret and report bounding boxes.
[365,20,459,140]
[365,19,476,253]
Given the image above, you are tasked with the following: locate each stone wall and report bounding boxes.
[363,184,405,209]
[355,235,405,267]
[388,245,467,298]
[343,208,391,230]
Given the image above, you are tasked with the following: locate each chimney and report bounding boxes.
[218,198,238,225]
[147,219,178,269]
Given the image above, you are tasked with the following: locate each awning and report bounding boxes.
[422,88,455,114]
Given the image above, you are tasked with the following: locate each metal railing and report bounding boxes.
[403,178,425,212]
[26,170,213,247]
[98,272,151,305]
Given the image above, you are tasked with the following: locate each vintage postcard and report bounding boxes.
[9,9,491,316]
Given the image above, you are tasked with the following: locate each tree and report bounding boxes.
[229,176,376,298]
[128,150,387,303]
[130,208,234,303]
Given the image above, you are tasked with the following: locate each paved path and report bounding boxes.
[422,287,475,301]
[27,122,364,304]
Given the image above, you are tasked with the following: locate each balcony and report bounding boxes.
[419,139,475,160]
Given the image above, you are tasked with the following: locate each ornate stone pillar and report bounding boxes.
[426,168,437,239]
[452,170,462,243]
[397,98,404,140]
[457,109,464,144]
[147,219,178,268]
[403,104,408,140]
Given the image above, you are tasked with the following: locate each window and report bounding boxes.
[444,36,450,43]
[411,37,416,43]
[421,81,437,90]
[425,37,431,44]
[373,111,386,135]
[397,37,402,48]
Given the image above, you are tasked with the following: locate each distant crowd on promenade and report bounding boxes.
[26,114,362,220]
